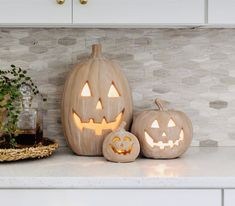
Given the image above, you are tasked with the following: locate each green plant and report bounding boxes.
[0,65,41,147]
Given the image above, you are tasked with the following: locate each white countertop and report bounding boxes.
[1,147,235,189]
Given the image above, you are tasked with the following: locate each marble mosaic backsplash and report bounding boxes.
[0,28,235,147]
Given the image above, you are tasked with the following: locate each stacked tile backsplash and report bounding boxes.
[1,28,235,147]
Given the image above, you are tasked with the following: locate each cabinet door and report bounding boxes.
[208,0,235,24]
[0,189,221,206]
[73,0,205,25]
[224,189,235,206]
[0,0,72,24]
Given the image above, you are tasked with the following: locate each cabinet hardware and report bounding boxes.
[80,0,88,5]
[57,0,65,5]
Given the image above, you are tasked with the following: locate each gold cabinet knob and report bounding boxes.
[57,0,65,4]
[80,0,88,5]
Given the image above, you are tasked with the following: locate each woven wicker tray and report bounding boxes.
[0,138,59,162]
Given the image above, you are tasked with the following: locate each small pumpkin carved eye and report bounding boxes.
[112,136,121,142]
[108,83,120,97]
[168,119,176,127]
[151,120,159,128]
[81,82,91,97]
[124,136,131,142]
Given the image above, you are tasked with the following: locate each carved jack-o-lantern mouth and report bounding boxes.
[144,129,184,150]
[73,111,123,135]
[110,144,133,155]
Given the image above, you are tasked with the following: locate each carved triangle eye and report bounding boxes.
[168,119,176,127]
[81,82,91,97]
[108,83,120,97]
[151,120,159,128]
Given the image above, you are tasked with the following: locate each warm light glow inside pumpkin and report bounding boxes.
[81,82,91,97]
[168,119,176,127]
[151,120,159,128]
[144,128,185,150]
[108,84,120,97]
[112,136,121,142]
[96,100,103,110]
[73,111,123,135]
[110,136,133,155]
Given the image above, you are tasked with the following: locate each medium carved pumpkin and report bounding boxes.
[62,44,133,156]
[131,99,193,159]
[103,122,140,163]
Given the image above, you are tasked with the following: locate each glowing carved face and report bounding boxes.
[131,99,193,159]
[62,44,133,156]
[102,126,140,163]
[110,136,133,155]
[135,112,193,159]
[144,118,185,150]
[73,81,123,136]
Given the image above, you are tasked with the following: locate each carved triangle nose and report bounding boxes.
[96,100,103,110]
[162,132,167,137]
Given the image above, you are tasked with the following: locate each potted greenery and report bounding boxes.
[0,65,59,162]
[0,65,41,148]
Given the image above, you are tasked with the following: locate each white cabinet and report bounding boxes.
[0,189,221,206]
[2,0,235,26]
[224,189,235,206]
[73,0,205,25]
[208,0,235,24]
[0,0,72,24]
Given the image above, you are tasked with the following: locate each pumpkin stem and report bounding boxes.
[155,98,166,111]
[117,121,127,131]
[91,44,102,58]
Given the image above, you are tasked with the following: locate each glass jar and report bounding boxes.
[15,84,43,145]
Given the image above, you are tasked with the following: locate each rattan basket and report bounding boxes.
[0,138,59,162]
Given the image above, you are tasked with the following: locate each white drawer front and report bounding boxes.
[208,0,235,24]
[73,0,205,24]
[0,189,221,206]
[0,0,72,24]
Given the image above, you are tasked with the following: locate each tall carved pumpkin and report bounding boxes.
[132,99,193,159]
[62,44,133,156]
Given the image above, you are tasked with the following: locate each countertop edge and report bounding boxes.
[1,177,235,189]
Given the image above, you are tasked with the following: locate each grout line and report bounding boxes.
[204,0,209,24]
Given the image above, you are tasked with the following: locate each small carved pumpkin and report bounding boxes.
[62,44,133,156]
[103,122,140,163]
[131,99,193,159]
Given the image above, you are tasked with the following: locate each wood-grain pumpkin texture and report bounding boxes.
[103,122,140,163]
[131,99,193,159]
[62,44,133,156]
